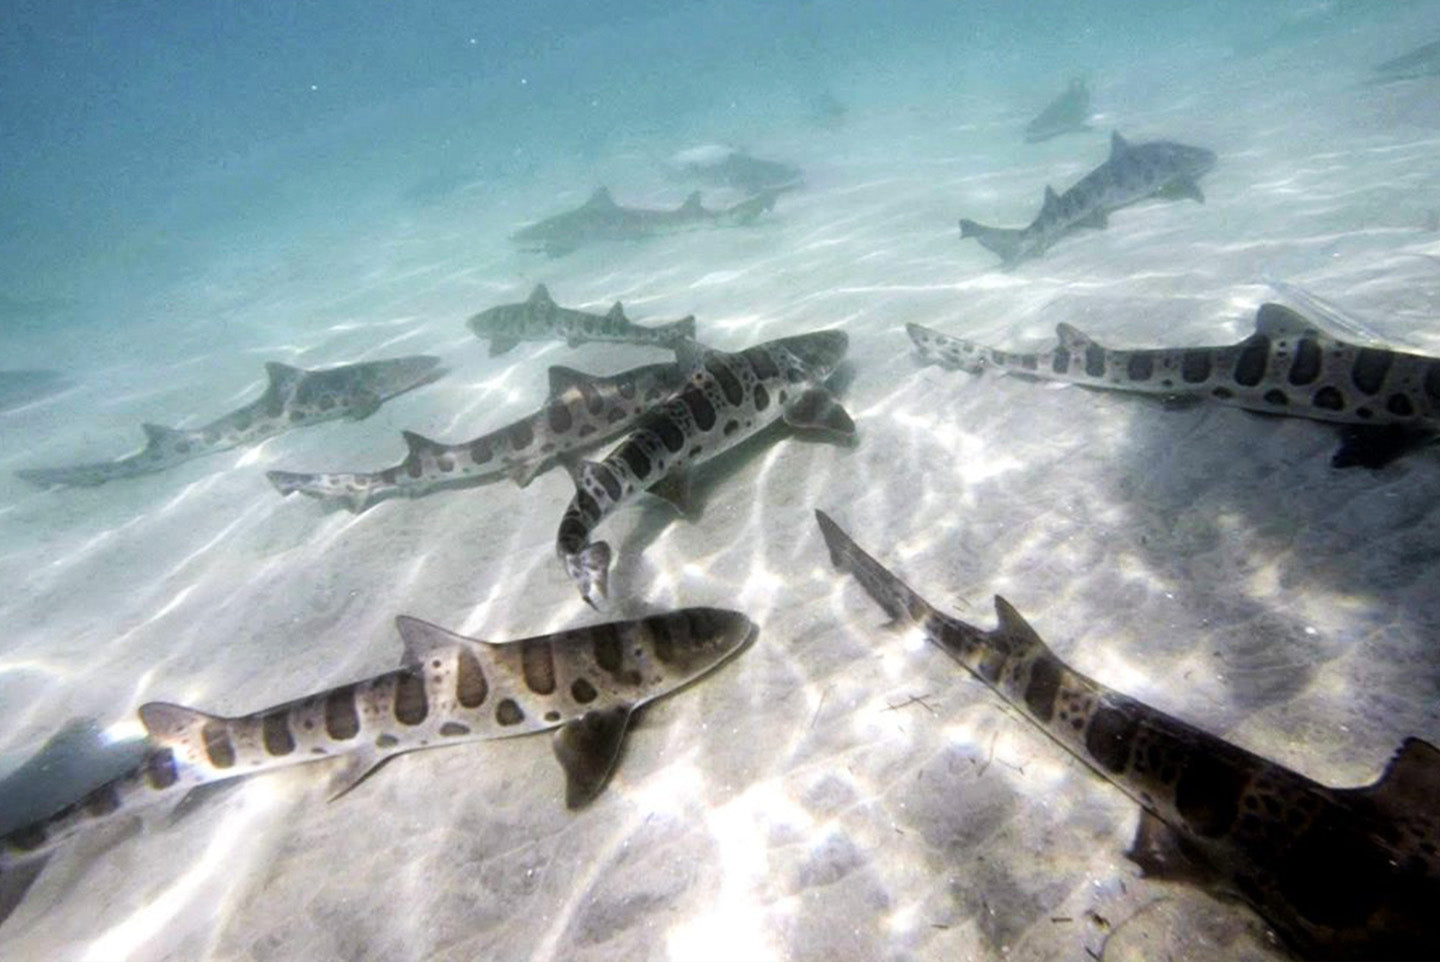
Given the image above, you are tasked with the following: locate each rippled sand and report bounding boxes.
[2,14,1440,962]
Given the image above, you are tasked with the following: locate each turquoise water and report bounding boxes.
[2,2,1439,959]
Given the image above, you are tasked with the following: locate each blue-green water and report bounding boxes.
[2,2,1439,959]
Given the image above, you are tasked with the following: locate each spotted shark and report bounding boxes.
[0,608,755,910]
[268,361,688,511]
[908,303,1440,468]
[960,131,1216,267]
[511,186,783,257]
[15,356,442,488]
[467,283,696,357]
[1023,78,1092,143]
[815,510,1440,960]
[558,331,855,608]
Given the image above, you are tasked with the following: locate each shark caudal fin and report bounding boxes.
[564,542,613,610]
[814,510,935,627]
[959,220,1026,264]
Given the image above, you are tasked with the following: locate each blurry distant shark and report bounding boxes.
[511,186,785,257]
[1023,78,1093,143]
[668,145,804,194]
[0,608,754,922]
[960,132,1216,267]
[268,360,688,511]
[467,284,696,357]
[16,356,441,488]
[815,509,1440,961]
[0,370,68,413]
[558,330,854,608]
[908,302,1440,467]
[1371,39,1440,84]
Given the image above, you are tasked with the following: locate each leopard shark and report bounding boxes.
[467,284,696,357]
[1023,78,1092,143]
[559,330,855,608]
[268,361,688,512]
[0,607,754,913]
[15,355,442,488]
[959,131,1216,266]
[815,509,1440,961]
[511,186,784,257]
[908,302,1440,467]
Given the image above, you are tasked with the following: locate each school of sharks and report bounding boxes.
[5,31,1440,962]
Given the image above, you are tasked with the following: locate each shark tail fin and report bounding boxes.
[814,510,935,629]
[958,220,1026,265]
[659,315,698,342]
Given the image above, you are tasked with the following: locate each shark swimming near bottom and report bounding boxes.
[511,186,784,257]
[907,302,1440,468]
[268,360,688,511]
[960,131,1216,267]
[0,607,754,919]
[467,283,696,357]
[558,330,856,608]
[814,510,1440,960]
[15,355,441,488]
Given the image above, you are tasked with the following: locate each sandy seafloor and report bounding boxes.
[3,12,1440,962]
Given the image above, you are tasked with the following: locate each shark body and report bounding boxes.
[1023,78,1092,143]
[511,187,782,257]
[268,361,688,511]
[559,331,855,607]
[960,132,1216,267]
[669,145,803,194]
[0,608,754,895]
[908,302,1440,467]
[16,356,441,488]
[815,510,1440,960]
[467,284,696,357]
[1372,39,1440,83]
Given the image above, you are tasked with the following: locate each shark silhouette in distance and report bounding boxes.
[960,131,1216,267]
[1371,39,1440,84]
[668,145,804,194]
[467,284,696,357]
[1023,78,1093,143]
[0,608,755,925]
[511,186,786,257]
[15,356,442,488]
[908,302,1440,468]
[816,510,1440,961]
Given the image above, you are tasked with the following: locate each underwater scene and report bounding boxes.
[2,1,1440,959]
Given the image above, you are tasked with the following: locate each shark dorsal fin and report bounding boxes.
[1254,303,1319,339]
[1055,322,1099,351]
[1356,737,1440,811]
[551,704,634,809]
[393,615,486,669]
[400,430,444,458]
[585,187,616,210]
[141,423,189,447]
[1109,130,1130,160]
[527,283,553,306]
[547,364,591,397]
[992,596,1046,649]
[679,190,704,214]
[606,301,627,322]
[265,361,305,393]
[138,702,224,743]
[1041,185,1061,217]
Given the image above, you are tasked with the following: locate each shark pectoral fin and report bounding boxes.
[1331,424,1424,469]
[783,389,856,442]
[552,704,634,809]
[346,391,382,420]
[0,854,50,928]
[326,749,394,802]
[1157,177,1205,204]
[1253,303,1318,338]
[488,337,520,357]
[1124,809,1222,886]
[507,459,546,488]
[648,467,694,517]
[345,490,372,513]
[394,615,484,668]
